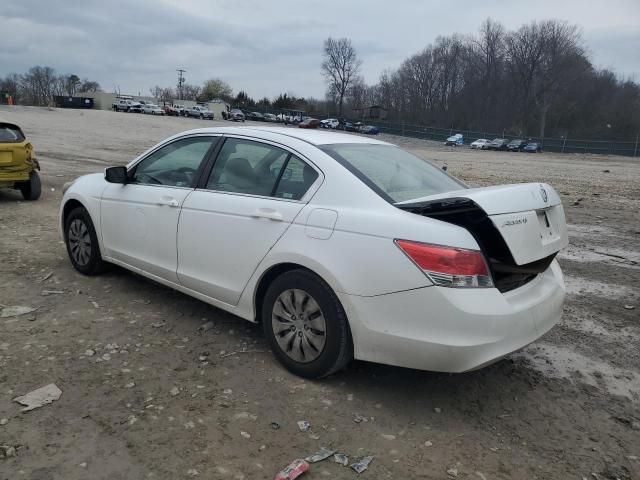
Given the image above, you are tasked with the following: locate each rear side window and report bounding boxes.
[206,138,318,200]
[0,125,25,143]
[274,156,318,200]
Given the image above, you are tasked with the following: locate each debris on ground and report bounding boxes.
[0,418,8,426]
[447,468,459,477]
[38,271,53,282]
[13,383,62,412]
[333,453,349,466]
[41,290,64,296]
[0,445,17,458]
[197,320,215,332]
[353,414,367,423]
[297,420,311,432]
[0,306,36,318]
[274,459,310,480]
[424,440,433,447]
[84,349,95,356]
[304,446,335,463]
[240,431,251,439]
[434,407,442,413]
[351,456,373,474]
[270,421,281,430]
[624,305,635,310]
[170,386,180,397]
[151,322,166,328]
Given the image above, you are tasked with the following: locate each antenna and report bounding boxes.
[176,69,186,100]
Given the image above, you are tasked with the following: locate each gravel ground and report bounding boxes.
[1,106,639,480]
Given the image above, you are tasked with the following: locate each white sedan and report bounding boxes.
[141,104,165,115]
[470,138,490,149]
[60,127,568,378]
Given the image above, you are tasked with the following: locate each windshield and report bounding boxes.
[320,143,465,203]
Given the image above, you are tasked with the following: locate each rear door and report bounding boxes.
[177,136,321,305]
[100,135,219,282]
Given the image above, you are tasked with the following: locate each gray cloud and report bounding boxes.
[1,0,639,98]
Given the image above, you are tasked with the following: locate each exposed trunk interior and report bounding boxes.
[398,198,556,293]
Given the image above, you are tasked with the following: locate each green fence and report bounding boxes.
[232,106,640,157]
[366,121,640,157]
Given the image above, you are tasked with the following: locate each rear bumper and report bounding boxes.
[338,260,565,372]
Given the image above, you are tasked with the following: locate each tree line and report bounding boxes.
[0,66,101,106]
[322,19,640,140]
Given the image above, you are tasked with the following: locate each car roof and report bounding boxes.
[178,126,392,146]
[0,118,23,131]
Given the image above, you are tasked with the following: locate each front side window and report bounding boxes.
[131,136,217,187]
[321,143,464,203]
[206,138,318,200]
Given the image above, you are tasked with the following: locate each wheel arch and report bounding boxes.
[61,198,86,236]
[252,262,348,328]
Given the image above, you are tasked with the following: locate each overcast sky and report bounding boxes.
[2,0,639,99]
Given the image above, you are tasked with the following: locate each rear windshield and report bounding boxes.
[0,125,25,143]
[320,143,465,203]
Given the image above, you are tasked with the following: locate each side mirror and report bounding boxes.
[105,166,128,184]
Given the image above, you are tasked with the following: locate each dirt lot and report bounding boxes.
[1,106,639,480]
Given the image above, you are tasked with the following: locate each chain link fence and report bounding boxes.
[232,106,640,157]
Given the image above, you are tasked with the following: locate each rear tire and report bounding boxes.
[19,171,41,200]
[64,207,107,275]
[262,270,353,379]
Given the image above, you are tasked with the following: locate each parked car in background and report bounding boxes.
[164,105,180,116]
[487,138,509,151]
[470,139,490,149]
[507,139,527,152]
[60,127,568,379]
[248,112,265,121]
[142,104,165,115]
[228,109,245,122]
[187,105,214,120]
[321,118,339,129]
[298,118,321,129]
[361,125,380,135]
[263,113,277,122]
[173,105,187,116]
[524,142,542,153]
[0,119,41,200]
[445,133,464,146]
[129,103,143,113]
[112,99,141,112]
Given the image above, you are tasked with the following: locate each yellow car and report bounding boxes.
[0,119,41,200]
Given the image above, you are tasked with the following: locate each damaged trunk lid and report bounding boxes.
[397,183,568,292]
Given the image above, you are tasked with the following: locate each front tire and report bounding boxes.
[64,207,106,275]
[262,270,352,379]
[19,171,41,200]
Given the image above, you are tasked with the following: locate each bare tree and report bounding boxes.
[322,37,362,116]
[200,78,233,102]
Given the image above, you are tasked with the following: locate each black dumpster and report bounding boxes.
[54,96,94,109]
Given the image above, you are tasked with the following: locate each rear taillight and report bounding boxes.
[395,239,493,288]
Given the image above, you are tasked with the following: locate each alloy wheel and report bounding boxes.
[271,289,327,363]
[68,219,92,266]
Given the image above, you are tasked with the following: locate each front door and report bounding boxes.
[101,135,218,283]
[177,136,320,305]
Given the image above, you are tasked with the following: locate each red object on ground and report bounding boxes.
[274,459,310,480]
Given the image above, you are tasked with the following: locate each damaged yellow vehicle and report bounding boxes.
[0,119,41,200]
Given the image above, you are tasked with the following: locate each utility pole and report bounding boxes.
[176,69,186,100]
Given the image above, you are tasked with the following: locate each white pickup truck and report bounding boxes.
[112,99,142,112]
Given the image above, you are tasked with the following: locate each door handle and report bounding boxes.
[251,208,283,221]
[158,196,180,207]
